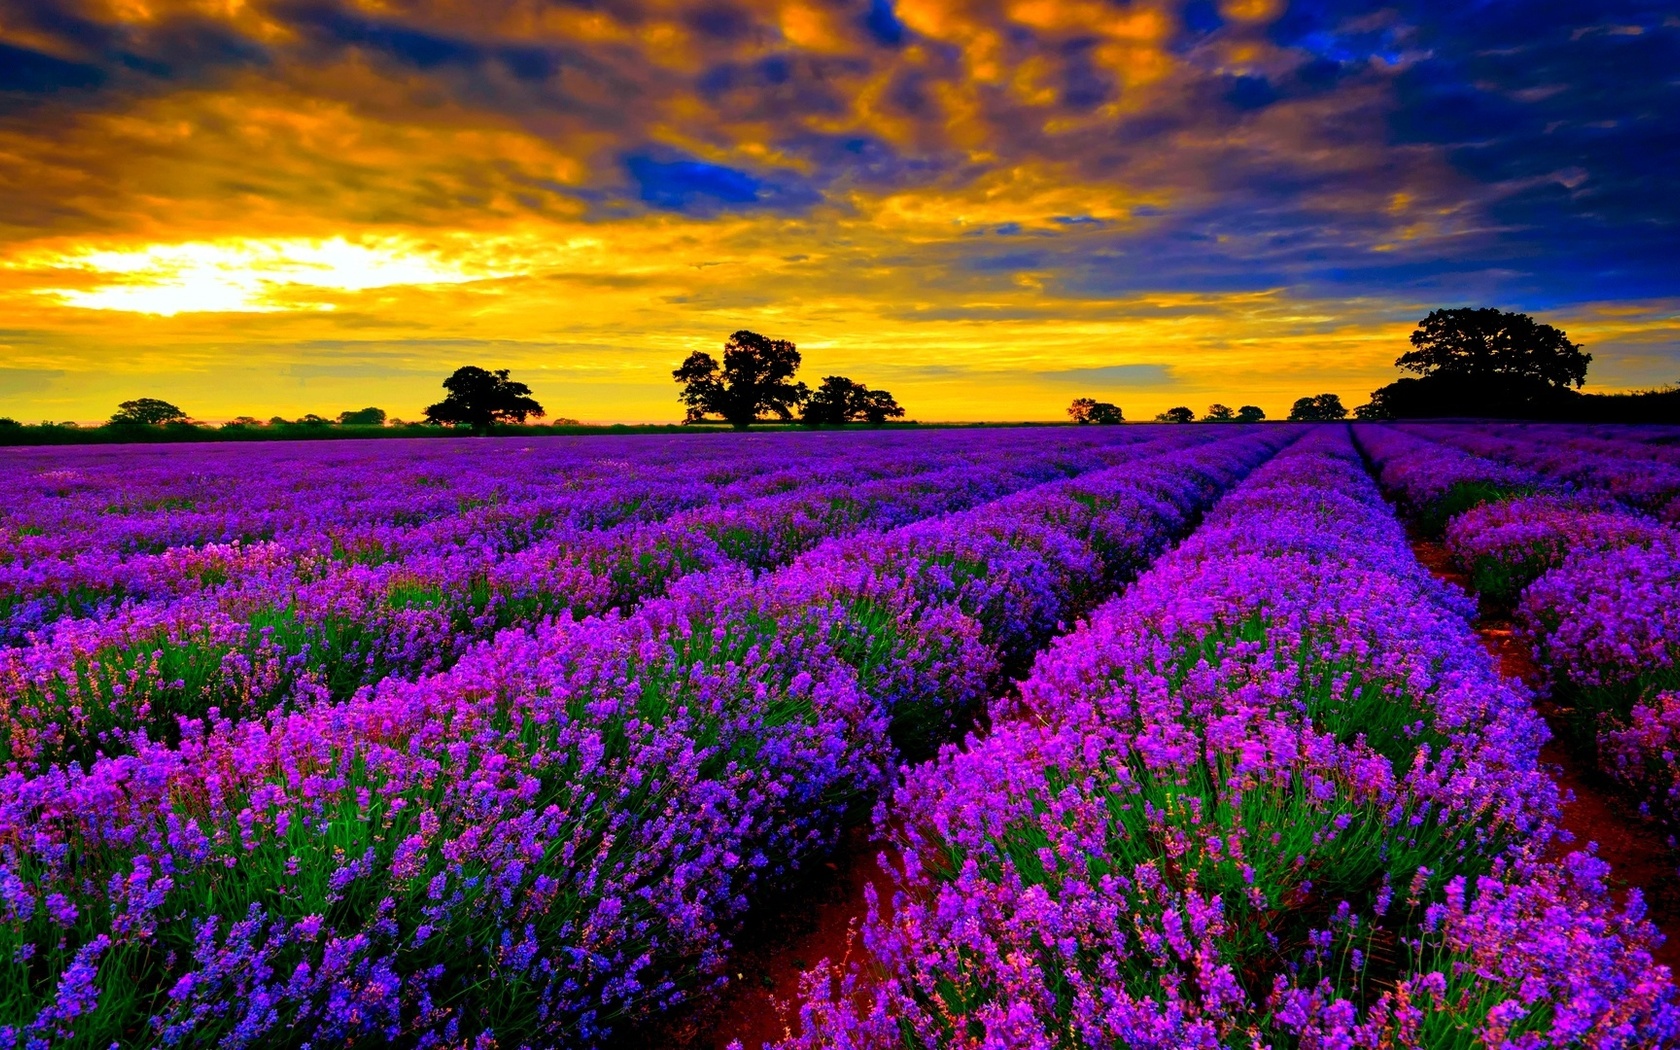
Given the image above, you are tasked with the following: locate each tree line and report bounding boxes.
[6,310,1672,440]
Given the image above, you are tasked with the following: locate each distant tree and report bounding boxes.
[1353,400,1391,421]
[268,416,291,426]
[1399,308,1589,390]
[1204,403,1235,422]
[424,367,546,432]
[856,387,905,424]
[1155,406,1195,423]
[675,330,809,429]
[299,414,333,427]
[338,407,387,426]
[1236,405,1265,422]
[805,376,862,425]
[1288,393,1348,421]
[1068,397,1123,424]
[803,376,905,425]
[0,417,19,428]
[109,398,187,425]
[222,416,264,429]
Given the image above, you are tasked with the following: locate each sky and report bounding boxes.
[0,0,1676,424]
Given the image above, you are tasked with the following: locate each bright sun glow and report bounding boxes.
[22,237,512,315]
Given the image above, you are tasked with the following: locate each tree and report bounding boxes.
[803,376,905,425]
[1204,403,1235,422]
[1068,397,1123,424]
[804,376,860,425]
[674,330,809,429]
[1155,406,1195,423]
[1399,308,1589,390]
[338,407,387,426]
[424,367,546,431]
[1288,393,1348,421]
[109,398,187,425]
[856,387,905,424]
[1365,308,1593,420]
[0,417,19,428]
[1353,400,1391,420]
[1236,405,1265,422]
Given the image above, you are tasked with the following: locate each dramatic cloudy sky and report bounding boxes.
[1,0,1676,422]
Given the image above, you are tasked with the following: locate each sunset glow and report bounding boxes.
[23,237,508,315]
[0,1,1674,421]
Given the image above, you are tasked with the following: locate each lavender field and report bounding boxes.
[2,424,1679,1049]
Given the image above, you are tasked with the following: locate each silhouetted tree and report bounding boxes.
[1353,400,1390,420]
[1068,397,1123,424]
[1400,308,1589,389]
[338,407,387,426]
[1364,308,1592,419]
[1288,393,1348,421]
[1204,403,1235,422]
[803,376,906,425]
[803,376,856,425]
[109,398,187,425]
[0,417,19,428]
[856,387,905,424]
[424,367,546,432]
[675,330,809,429]
[299,414,333,427]
[1155,406,1195,423]
[1236,405,1265,422]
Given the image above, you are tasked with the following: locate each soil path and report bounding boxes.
[1412,540,1680,971]
[646,823,896,1050]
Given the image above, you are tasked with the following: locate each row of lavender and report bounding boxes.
[1358,425,1680,843]
[1399,421,1680,524]
[0,430,1187,773]
[778,428,1675,1049]
[2,428,1175,642]
[0,428,1290,1047]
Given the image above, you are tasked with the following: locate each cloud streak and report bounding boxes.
[0,0,1673,420]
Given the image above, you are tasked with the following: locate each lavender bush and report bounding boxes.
[0,427,1289,1046]
[778,429,1675,1049]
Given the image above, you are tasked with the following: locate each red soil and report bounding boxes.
[652,823,898,1050]
[1413,540,1680,973]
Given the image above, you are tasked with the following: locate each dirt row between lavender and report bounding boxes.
[655,512,1680,1050]
[1411,539,1680,974]
[695,540,1680,1050]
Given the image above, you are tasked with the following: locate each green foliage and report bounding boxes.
[337,407,387,426]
